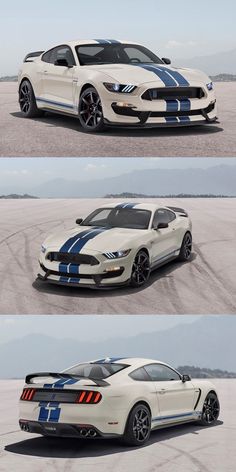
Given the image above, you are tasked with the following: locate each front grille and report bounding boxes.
[47,252,99,266]
[142,87,205,101]
[21,388,102,404]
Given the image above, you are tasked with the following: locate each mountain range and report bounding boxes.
[0,317,235,378]
[175,48,236,75]
[28,165,236,198]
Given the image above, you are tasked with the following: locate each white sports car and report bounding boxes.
[19,357,220,447]
[38,202,192,289]
[18,39,218,132]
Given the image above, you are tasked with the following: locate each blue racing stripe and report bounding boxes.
[165,117,178,123]
[138,64,177,87]
[116,202,138,209]
[166,100,179,112]
[59,227,106,254]
[152,412,195,422]
[179,116,191,122]
[179,99,191,112]
[94,39,121,45]
[38,378,78,422]
[67,228,108,254]
[159,66,190,86]
[36,97,74,109]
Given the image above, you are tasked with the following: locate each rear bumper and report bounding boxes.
[19,420,121,439]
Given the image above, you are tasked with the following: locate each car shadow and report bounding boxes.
[5,420,223,459]
[32,253,197,299]
[11,111,224,137]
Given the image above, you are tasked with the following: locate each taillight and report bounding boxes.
[21,388,35,401]
[75,391,102,404]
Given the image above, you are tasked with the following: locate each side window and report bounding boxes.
[152,209,176,227]
[42,49,54,63]
[54,46,75,65]
[144,364,181,381]
[42,46,75,65]
[129,367,150,381]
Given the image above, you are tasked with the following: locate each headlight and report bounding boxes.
[41,244,47,254]
[103,250,131,259]
[103,83,137,93]
[206,82,214,91]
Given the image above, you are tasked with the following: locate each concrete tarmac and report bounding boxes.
[0,379,235,472]
[0,83,235,157]
[0,198,235,315]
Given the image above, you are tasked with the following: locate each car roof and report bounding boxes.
[99,202,171,212]
[66,39,142,48]
[91,357,168,368]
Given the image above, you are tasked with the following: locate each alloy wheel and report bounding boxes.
[132,407,151,442]
[132,252,150,286]
[202,395,220,424]
[19,83,31,114]
[183,233,192,259]
[79,90,103,129]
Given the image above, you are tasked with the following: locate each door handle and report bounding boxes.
[44,70,48,74]
[157,389,166,394]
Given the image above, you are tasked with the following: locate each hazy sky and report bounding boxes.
[0,315,199,345]
[1,0,234,75]
[0,158,234,191]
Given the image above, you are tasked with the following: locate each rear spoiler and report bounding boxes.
[25,372,110,387]
[167,206,188,217]
[24,51,44,62]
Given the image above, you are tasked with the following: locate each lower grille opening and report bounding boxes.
[142,87,205,101]
[40,264,124,281]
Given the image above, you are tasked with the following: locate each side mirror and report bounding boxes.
[76,218,83,225]
[155,222,169,230]
[162,57,171,65]
[54,58,73,68]
[182,374,191,383]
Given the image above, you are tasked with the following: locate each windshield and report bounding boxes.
[65,362,128,379]
[81,207,151,230]
[76,43,162,66]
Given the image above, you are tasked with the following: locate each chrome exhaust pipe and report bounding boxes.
[88,429,97,437]
[80,428,88,437]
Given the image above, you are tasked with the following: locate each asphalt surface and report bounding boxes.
[0,198,236,315]
[0,379,235,472]
[0,83,235,157]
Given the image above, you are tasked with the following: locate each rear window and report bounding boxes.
[64,362,128,379]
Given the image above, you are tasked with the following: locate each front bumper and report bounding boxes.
[37,251,133,288]
[100,83,218,127]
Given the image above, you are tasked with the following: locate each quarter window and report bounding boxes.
[152,209,176,227]
[42,46,75,65]
[129,367,151,381]
[144,364,181,381]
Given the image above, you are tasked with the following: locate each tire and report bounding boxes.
[122,404,151,447]
[199,392,220,426]
[130,250,151,288]
[19,80,44,118]
[177,232,192,262]
[78,87,105,132]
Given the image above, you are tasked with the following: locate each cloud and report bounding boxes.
[166,40,197,49]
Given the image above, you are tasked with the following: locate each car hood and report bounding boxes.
[43,226,147,253]
[85,63,210,86]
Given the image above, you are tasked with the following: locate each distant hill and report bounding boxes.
[0,194,38,199]
[175,48,236,75]
[0,76,18,82]
[1,317,236,378]
[211,74,236,82]
[105,192,232,199]
[177,366,236,379]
